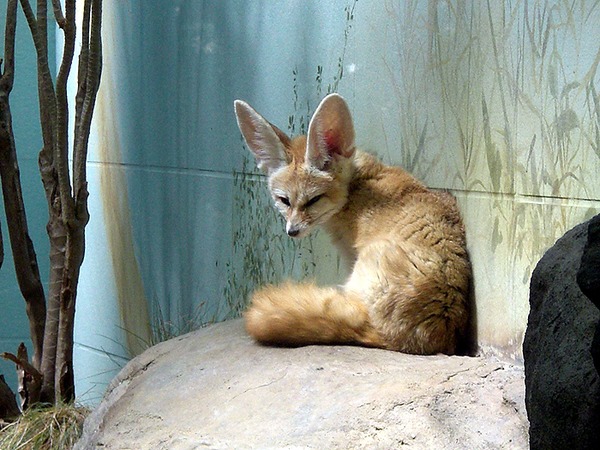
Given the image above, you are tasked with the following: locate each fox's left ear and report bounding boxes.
[234,100,291,174]
[306,94,356,170]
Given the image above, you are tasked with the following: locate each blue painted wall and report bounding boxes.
[73,0,353,404]
[75,0,600,403]
[3,0,599,406]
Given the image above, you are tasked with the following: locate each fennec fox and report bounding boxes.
[234,94,471,355]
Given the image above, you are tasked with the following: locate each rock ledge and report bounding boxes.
[76,320,528,449]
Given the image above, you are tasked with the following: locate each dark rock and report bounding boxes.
[578,214,600,309]
[524,219,600,450]
[593,323,600,376]
[577,214,600,374]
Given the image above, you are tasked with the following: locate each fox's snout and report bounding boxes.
[284,209,309,238]
[286,220,305,238]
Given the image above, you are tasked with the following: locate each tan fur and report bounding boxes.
[234,94,471,355]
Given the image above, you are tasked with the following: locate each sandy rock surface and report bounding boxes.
[76,319,528,449]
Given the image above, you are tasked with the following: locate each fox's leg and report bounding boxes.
[349,238,469,355]
[244,282,385,348]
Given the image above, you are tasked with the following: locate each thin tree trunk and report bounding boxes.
[54,0,101,401]
[2,0,102,407]
[0,0,46,372]
[17,0,62,404]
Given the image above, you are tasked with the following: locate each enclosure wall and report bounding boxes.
[57,0,600,403]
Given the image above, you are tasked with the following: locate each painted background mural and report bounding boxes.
[79,0,600,402]
[2,0,598,404]
[355,0,600,356]
[225,0,600,358]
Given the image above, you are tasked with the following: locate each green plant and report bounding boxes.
[149,300,212,347]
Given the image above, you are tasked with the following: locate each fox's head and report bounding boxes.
[234,94,356,238]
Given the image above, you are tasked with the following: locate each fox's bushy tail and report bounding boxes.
[244,282,385,348]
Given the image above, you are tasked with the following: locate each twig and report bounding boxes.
[2,344,43,408]
[1,352,43,382]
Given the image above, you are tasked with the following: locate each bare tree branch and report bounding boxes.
[1,352,43,383]
[55,0,102,402]
[51,0,66,28]
[16,343,41,408]
[17,0,37,34]
[19,0,57,160]
[2,344,44,411]
[0,2,13,273]
[54,0,76,226]
[36,0,47,47]
[73,0,102,214]
[72,0,90,217]
[1,0,17,90]
[21,0,70,405]
[0,215,4,270]
[73,0,91,152]
[30,0,59,404]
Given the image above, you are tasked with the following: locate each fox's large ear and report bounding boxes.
[306,94,355,171]
[234,100,291,174]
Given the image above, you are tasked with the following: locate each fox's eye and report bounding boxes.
[278,196,291,207]
[305,194,324,208]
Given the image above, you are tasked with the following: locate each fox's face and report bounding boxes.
[268,143,350,238]
[234,94,356,238]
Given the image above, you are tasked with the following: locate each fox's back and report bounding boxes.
[329,151,470,354]
[326,151,466,257]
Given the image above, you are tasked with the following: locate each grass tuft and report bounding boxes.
[150,300,211,347]
[0,403,89,450]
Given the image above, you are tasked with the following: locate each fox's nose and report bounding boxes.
[287,227,300,237]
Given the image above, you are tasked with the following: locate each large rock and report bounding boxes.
[77,320,527,449]
[578,214,600,308]
[577,214,600,374]
[524,217,600,449]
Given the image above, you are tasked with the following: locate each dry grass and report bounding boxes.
[0,403,89,450]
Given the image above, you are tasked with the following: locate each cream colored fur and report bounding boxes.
[234,94,471,355]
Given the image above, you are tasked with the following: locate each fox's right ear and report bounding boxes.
[234,100,290,174]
